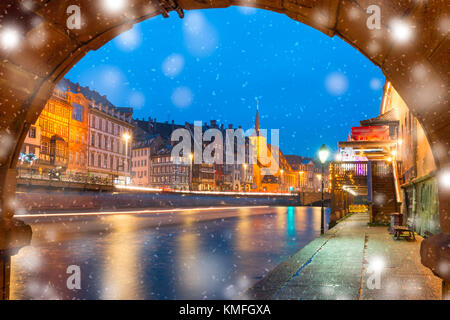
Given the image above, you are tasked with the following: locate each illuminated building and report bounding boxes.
[67,88,89,176]
[35,89,71,173]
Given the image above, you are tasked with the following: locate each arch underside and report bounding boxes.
[0,0,448,280]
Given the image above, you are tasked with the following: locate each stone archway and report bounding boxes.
[0,0,448,283]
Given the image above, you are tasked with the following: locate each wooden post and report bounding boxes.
[443,280,450,300]
[0,253,11,300]
[367,160,373,223]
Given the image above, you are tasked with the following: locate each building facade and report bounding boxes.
[381,82,439,236]
[67,90,89,177]
[18,79,135,185]
[150,147,190,190]
[88,102,134,184]
[31,89,71,176]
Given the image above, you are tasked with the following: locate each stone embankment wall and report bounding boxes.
[15,189,300,213]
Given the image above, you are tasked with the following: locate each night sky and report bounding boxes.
[66,7,385,158]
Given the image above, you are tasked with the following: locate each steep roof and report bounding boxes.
[58,78,115,109]
[285,155,314,166]
[360,108,399,126]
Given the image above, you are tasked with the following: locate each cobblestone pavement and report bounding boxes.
[244,212,442,300]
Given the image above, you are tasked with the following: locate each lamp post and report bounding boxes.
[298,171,304,190]
[280,169,284,192]
[122,132,131,185]
[318,144,330,234]
[243,163,248,191]
[188,153,193,191]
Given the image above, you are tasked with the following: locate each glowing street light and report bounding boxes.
[1,27,20,51]
[318,144,329,234]
[122,132,131,184]
[390,19,412,44]
[439,169,450,190]
[102,0,126,14]
[319,144,330,164]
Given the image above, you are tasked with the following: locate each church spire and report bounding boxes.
[255,99,260,135]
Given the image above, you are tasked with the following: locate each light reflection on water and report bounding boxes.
[10,206,330,300]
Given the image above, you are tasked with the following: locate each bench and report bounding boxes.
[393,217,415,240]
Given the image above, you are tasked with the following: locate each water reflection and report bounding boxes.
[10,206,330,299]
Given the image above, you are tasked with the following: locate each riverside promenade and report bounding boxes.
[244,212,442,300]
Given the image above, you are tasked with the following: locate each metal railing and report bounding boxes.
[17,170,118,186]
[331,161,394,178]
[331,161,368,177]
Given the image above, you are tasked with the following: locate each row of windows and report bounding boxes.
[39,118,69,138]
[133,149,148,157]
[134,170,147,178]
[69,151,86,166]
[151,176,188,184]
[89,153,128,171]
[155,156,171,163]
[40,141,66,157]
[90,114,128,137]
[46,102,71,119]
[152,166,188,174]
[133,159,147,167]
[70,130,86,144]
[90,132,128,155]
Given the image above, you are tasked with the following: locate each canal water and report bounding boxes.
[10,206,330,300]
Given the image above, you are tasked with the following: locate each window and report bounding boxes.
[29,126,36,138]
[72,103,83,122]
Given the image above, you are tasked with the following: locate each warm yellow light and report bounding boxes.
[317,174,322,180]
[392,150,397,157]
[318,144,329,164]
[188,153,193,160]
[122,132,131,141]
[299,171,304,175]
[397,139,403,146]
[280,169,284,174]
[1,27,20,51]
[387,157,393,162]
[102,0,127,13]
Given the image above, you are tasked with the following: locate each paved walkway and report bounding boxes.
[244,212,442,300]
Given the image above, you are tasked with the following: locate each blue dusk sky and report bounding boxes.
[66,7,385,158]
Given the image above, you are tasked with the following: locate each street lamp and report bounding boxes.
[122,132,131,185]
[243,163,248,190]
[318,144,329,234]
[280,169,284,192]
[188,153,193,191]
